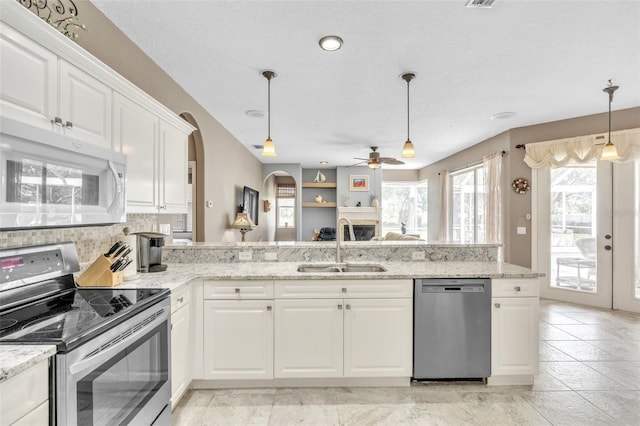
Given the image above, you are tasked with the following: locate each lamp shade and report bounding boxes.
[262,138,276,157]
[402,140,416,158]
[601,142,620,161]
[231,212,255,230]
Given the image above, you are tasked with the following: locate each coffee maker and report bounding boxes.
[135,232,167,273]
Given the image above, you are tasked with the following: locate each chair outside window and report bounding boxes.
[556,237,596,291]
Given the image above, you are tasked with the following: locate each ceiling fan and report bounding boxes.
[352,146,405,169]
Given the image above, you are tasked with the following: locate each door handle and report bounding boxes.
[604,245,612,250]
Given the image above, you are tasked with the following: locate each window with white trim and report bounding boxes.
[451,165,485,243]
[381,181,428,238]
[276,183,295,228]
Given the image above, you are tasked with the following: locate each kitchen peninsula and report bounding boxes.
[2,241,542,413]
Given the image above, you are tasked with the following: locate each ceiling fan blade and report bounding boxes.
[353,157,368,161]
[380,157,405,165]
[348,160,367,167]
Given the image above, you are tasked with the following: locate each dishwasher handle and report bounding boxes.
[421,284,486,293]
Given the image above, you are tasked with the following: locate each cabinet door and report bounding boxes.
[113,93,159,213]
[491,297,539,376]
[0,23,56,128]
[58,61,112,149]
[203,300,274,380]
[344,299,413,377]
[274,299,343,378]
[159,120,188,213]
[171,304,190,409]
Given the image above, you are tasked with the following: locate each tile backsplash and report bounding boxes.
[0,214,158,263]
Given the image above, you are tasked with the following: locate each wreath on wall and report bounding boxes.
[512,178,530,194]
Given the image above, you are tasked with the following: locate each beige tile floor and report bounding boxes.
[172,299,640,425]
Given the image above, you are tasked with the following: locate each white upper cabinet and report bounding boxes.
[0,23,112,150]
[159,120,188,213]
[0,23,56,127]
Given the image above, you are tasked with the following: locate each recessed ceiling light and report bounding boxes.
[245,110,264,118]
[319,35,343,51]
[320,161,329,165]
[490,111,516,120]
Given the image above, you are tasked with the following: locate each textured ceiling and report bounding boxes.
[91,0,640,169]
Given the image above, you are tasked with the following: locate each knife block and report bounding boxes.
[77,255,124,287]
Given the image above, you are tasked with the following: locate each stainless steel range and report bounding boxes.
[0,242,171,425]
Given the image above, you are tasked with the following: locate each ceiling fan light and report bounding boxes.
[600,141,619,161]
[368,160,381,169]
[262,138,276,157]
[402,140,416,158]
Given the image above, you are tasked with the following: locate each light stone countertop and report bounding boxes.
[108,260,541,292]
[0,345,56,383]
[2,260,539,382]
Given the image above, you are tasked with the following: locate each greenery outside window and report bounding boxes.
[277,184,295,228]
[451,165,485,243]
[381,181,428,238]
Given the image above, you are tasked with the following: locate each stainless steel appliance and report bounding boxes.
[136,232,168,273]
[0,242,171,425]
[413,278,491,380]
[0,117,126,229]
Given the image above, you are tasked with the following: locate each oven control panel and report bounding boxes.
[1,248,64,283]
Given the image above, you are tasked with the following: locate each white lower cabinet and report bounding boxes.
[0,359,49,426]
[273,280,413,379]
[343,298,413,377]
[274,299,343,378]
[203,300,274,380]
[489,279,539,385]
[171,285,191,409]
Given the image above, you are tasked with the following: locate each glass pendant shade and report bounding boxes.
[262,138,276,157]
[368,160,381,169]
[601,141,619,161]
[402,139,416,158]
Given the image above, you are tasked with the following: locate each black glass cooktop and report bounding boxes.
[0,287,169,352]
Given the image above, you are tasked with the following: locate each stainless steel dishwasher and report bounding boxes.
[413,278,491,380]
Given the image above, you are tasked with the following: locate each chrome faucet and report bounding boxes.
[336,217,355,263]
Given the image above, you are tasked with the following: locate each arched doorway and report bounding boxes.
[179,112,205,242]
[263,171,299,242]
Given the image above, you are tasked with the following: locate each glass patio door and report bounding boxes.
[535,159,640,312]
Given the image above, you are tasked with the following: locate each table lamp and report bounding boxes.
[231,212,255,242]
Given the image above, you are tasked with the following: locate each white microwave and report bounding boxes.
[0,118,126,229]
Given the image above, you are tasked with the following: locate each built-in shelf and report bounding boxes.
[301,182,337,188]
[302,202,337,208]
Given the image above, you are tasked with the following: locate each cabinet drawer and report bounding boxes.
[0,359,49,426]
[275,279,413,299]
[204,280,273,299]
[171,284,191,313]
[492,279,538,297]
[11,400,49,426]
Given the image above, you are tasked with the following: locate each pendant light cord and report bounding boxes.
[608,85,612,144]
[406,77,410,141]
[267,75,271,140]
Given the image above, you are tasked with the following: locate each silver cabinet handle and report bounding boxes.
[514,286,521,292]
[266,305,272,311]
[51,116,63,126]
[346,304,351,310]
[338,304,343,310]
[65,121,73,129]
[342,288,347,293]
[177,297,184,303]
[494,303,501,308]
[235,288,240,294]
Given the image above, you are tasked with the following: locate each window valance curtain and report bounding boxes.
[524,128,640,169]
[276,183,296,198]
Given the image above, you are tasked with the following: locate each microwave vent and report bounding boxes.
[466,0,496,8]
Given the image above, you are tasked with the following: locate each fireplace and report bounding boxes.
[337,207,381,241]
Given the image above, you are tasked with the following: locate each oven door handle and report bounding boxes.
[68,308,168,377]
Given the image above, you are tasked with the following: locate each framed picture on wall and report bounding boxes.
[243,186,259,225]
[349,175,369,192]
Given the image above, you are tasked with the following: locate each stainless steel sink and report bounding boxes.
[297,263,387,273]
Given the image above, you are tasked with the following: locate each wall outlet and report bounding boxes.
[264,252,277,261]
[517,227,527,235]
[238,251,252,261]
[412,251,426,260]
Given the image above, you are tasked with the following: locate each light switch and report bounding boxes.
[238,251,252,261]
[517,227,527,235]
[412,251,426,260]
[264,252,277,261]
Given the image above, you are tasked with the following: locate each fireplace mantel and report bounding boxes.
[337,207,381,240]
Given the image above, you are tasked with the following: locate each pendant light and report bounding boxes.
[261,70,277,157]
[401,73,416,158]
[600,79,620,161]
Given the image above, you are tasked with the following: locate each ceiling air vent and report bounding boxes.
[252,144,264,150]
[466,0,496,8]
